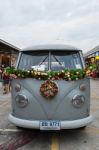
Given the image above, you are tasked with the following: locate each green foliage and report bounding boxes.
[5,67,15,74]
[5,67,87,81]
[89,64,96,71]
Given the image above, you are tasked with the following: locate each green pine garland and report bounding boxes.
[5,67,86,81]
[89,64,96,71]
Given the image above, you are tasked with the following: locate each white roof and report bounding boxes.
[22,44,81,51]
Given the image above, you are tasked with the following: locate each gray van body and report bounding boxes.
[8,44,93,130]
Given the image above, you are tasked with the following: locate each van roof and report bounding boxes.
[22,44,82,51]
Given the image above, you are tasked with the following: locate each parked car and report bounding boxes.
[8,44,93,130]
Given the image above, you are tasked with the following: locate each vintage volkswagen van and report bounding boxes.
[8,44,93,130]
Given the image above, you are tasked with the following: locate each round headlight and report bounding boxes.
[15,84,21,92]
[15,94,28,107]
[72,95,85,108]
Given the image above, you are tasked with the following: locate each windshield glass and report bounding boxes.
[18,51,83,70]
[51,51,82,70]
[18,51,48,70]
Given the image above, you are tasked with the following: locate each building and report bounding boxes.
[84,45,99,78]
[84,45,99,58]
[0,39,20,67]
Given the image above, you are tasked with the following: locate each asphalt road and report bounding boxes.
[0,79,99,150]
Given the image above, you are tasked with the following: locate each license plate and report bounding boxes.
[40,120,60,130]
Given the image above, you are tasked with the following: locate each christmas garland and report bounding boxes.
[5,66,96,99]
[5,66,96,81]
[40,80,58,99]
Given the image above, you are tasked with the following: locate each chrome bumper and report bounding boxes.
[8,114,94,130]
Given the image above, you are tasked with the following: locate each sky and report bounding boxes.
[0,0,99,53]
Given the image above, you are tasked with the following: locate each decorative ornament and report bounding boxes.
[10,74,17,79]
[68,78,71,80]
[40,80,58,99]
[86,70,91,76]
[76,72,79,75]
[18,74,20,77]
[5,67,94,81]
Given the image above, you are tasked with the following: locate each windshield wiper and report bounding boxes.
[38,55,48,66]
[53,55,65,67]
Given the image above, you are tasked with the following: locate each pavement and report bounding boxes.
[0,93,11,102]
[0,85,14,131]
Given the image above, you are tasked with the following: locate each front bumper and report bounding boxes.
[8,114,94,130]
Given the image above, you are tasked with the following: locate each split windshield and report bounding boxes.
[18,51,83,71]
